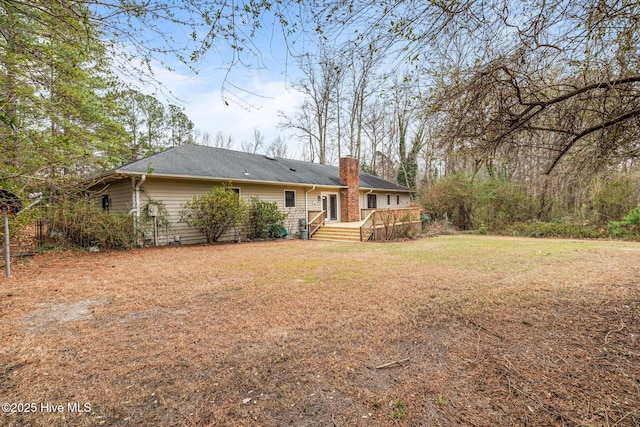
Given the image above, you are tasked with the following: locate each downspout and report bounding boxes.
[128,175,146,245]
[135,174,146,219]
[305,185,316,234]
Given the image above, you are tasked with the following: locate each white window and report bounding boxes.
[285,190,296,208]
[367,194,377,209]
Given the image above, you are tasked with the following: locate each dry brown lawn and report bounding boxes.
[1,235,639,426]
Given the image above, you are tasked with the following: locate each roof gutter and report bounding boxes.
[97,171,412,192]
[360,186,413,193]
[110,171,348,190]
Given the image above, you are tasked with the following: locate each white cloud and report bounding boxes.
[109,9,312,157]
[142,63,306,158]
[187,79,303,147]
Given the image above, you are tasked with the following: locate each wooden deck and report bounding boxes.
[309,207,423,242]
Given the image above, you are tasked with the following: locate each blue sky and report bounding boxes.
[150,59,305,154]
[124,5,313,158]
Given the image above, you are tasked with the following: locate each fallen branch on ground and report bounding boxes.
[468,318,505,340]
[376,358,410,369]
[604,320,625,344]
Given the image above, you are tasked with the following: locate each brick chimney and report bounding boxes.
[339,156,360,222]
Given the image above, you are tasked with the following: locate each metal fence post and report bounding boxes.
[3,206,10,278]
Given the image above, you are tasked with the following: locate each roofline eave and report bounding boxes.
[88,171,413,193]
[360,186,413,193]
[101,170,344,189]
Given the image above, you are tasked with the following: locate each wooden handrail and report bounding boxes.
[359,210,376,241]
[308,210,325,238]
[308,210,325,225]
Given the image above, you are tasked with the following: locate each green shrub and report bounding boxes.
[478,223,488,235]
[180,187,248,243]
[593,177,639,225]
[247,196,287,239]
[623,207,640,226]
[474,177,536,231]
[608,207,640,240]
[44,199,135,249]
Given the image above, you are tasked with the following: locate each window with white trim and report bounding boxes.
[367,193,377,209]
[285,190,296,208]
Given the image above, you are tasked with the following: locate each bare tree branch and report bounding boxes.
[546,107,640,174]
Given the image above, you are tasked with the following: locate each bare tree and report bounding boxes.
[342,41,381,161]
[241,127,264,154]
[304,0,640,177]
[193,129,212,146]
[266,135,288,158]
[280,50,342,164]
[212,131,233,149]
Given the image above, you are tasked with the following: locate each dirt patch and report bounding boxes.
[23,300,104,333]
[1,237,639,426]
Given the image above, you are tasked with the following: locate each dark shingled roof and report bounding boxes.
[108,144,412,192]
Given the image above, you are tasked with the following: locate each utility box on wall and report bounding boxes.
[147,204,158,217]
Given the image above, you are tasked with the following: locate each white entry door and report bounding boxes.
[322,193,339,221]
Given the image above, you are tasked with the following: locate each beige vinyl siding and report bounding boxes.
[88,175,412,245]
[305,188,324,213]
[139,179,217,245]
[138,178,313,245]
[89,180,133,213]
[108,180,134,212]
[232,183,308,236]
[303,187,341,222]
[304,187,412,222]
[359,191,411,210]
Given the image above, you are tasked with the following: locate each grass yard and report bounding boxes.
[1,235,639,426]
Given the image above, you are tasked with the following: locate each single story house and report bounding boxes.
[87,144,417,244]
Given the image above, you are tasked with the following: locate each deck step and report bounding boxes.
[312,225,361,242]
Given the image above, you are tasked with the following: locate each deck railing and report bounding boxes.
[359,210,376,241]
[359,207,422,241]
[307,210,326,238]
